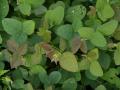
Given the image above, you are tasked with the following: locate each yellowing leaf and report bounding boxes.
[59,52,79,72]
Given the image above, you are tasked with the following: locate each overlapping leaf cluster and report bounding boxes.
[0,0,120,90]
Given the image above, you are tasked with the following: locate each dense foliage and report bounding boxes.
[0,0,120,90]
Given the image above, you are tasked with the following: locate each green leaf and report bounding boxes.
[95,85,106,90]
[49,1,65,9]
[37,28,51,42]
[0,35,2,44]
[87,48,99,61]
[78,59,90,71]
[12,79,24,89]
[90,60,103,77]
[56,24,73,40]
[39,72,50,86]
[59,52,79,72]
[66,5,86,22]
[0,62,4,69]
[85,70,98,80]
[0,0,9,19]
[72,19,83,32]
[33,5,47,16]
[19,3,31,16]
[77,27,94,39]
[11,33,27,44]
[25,83,33,90]
[2,18,22,35]
[99,52,111,70]
[62,78,77,90]
[30,65,46,75]
[113,26,120,41]
[114,43,120,65]
[23,20,35,35]
[96,0,115,21]
[49,71,62,84]
[28,0,45,8]
[90,31,107,47]
[97,20,118,36]
[0,70,9,76]
[60,69,81,82]
[45,6,64,26]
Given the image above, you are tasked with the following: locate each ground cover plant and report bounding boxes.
[0,0,120,90]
